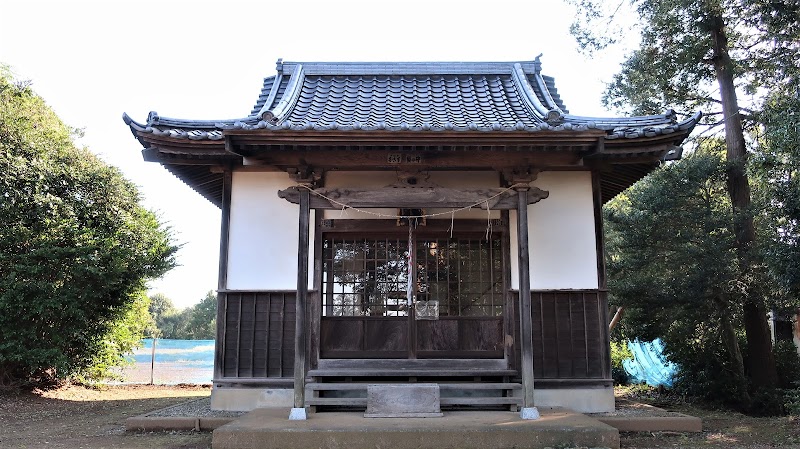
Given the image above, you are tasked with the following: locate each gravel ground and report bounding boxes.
[144,396,244,418]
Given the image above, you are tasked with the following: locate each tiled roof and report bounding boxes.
[123,57,700,141]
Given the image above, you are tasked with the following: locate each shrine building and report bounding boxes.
[123,58,699,418]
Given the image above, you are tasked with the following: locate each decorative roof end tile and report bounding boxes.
[545,109,564,126]
[262,110,277,124]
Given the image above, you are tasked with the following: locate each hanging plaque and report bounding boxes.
[415,300,439,320]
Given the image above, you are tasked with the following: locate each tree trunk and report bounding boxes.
[709,14,778,390]
[609,306,625,331]
[712,296,751,405]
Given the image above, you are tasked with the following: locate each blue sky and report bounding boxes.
[1,0,631,308]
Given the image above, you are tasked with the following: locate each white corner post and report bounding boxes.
[516,186,540,420]
[289,186,310,421]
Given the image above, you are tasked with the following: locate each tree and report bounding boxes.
[0,68,177,385]
[605,147,754,405]
[147,291,216,339]
[754,89,800,300]
[183,291,217,340]
[80,292,155,382]
[148,293,178,338]
[568,0,800,397]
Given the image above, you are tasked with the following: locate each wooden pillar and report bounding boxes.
[591,171,607,290]
[516,186,539,419]
[290,187,310,420]
[592,171,612,378]
[213,168,232,382]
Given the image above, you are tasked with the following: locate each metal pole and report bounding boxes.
[150,338,156,385]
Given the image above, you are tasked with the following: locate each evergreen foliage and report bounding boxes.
[147,292,179,338]
[605,148,754,406]
[610,340,633,385]
[182,291,216,340]
[0,68,177,386]
[567,0,800,411]
[147,291,216,340]
[754,89,800,301]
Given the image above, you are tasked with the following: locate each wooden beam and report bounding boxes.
[317,218,504,234]
[277,186,549,210]
[234,148,584,170]
[141,148,231,166]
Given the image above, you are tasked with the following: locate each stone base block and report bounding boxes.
[365,384,443,418]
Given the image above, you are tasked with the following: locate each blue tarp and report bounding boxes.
[623,339,677,387]
[131,338,214,367]
[123,339,214,384]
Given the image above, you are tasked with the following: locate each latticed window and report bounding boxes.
[322,235,503,317]
[322,237,410,317]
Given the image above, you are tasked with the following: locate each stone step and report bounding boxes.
[306,396,522,407]
[307,397,367,406]
[306,382,522,408]
[307,382,522,392]
[308,368,517,378]
[440,397,521,406]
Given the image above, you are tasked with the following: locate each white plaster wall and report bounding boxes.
[322,171,500,219]
[226,171,314,290]
[510,171,599,290]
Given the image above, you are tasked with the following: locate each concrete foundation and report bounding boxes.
[211,388,293,411]
[213,407,620,449]
[534,387,614,413]
[212,385,614,413]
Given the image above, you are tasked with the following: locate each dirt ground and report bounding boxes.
[0,384,212,449]
[619,399,800,448]
[1,384,799,449]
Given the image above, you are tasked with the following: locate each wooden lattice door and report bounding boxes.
[319,229,505,360]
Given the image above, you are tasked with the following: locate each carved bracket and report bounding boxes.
[287,166,321,186]
[392,170,436,188]
[502,167,540,186]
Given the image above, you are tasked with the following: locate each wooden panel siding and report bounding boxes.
[320,317,408,358]
[512,290,610,381]
[416,317,504,358]
[219,291,295,379]
[319,316,504,359]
